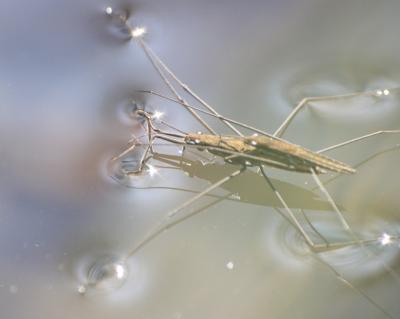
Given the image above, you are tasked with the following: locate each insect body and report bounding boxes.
[185,133,356,174]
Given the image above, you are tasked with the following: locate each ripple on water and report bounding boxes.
[260,218,313,270]
[116,97,153,127]
[76,254,129,295]
[260,214,400,279]
[105,150,161,188]
[318,218,400,280]
[74,252,149,303]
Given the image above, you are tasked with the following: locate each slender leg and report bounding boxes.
[312,254,397,319]
[111,135,155,180]
[263,167,398,318]
[310,169,351,230]
[159,119,188,135]
[259,166,395,252]
[311,168,400,286]
[273,89,399,138]
[118,144,152,177]
[259,165,318,249]
[112,110,157,162]
[111,137,138,161]
[300,209,330,246]
[136,38,217,135]
[166,167,245,219]
[313,145,400,190]
[126,167,246,257]
[137,89,279,139]
[318,130,400,153]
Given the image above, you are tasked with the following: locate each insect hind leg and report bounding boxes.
[259,165,392,253]
[259,165,321,250]
[318,130,400,153]
[261,166,399,318]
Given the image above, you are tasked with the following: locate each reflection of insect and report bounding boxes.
[105,6,400,318]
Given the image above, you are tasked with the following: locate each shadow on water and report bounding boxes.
[110,149,335,212]
[111,139,400,214]
[152,152,333,211]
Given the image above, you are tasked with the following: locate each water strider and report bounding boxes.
[91,6,400,318]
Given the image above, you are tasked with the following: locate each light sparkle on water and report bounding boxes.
[115,264,126,279]
[226,261,234,270]
[147,164,158,177]
[379,232,392,246]
[376,89,390,96]
[105,6,113,15]
[131,27,146,38]
[77,285,86,294]
[152,111,164,120]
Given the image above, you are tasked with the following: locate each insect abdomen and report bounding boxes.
[248,136,356,174]
[185,133,355,174]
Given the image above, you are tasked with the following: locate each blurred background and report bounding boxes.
[1,0,400,318]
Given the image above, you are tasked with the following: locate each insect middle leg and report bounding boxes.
[273,88,399,138]
[259,165,348,252]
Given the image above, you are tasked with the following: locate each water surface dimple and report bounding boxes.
[76,254,129,295]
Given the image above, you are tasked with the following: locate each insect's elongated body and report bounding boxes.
[135,109,356,175]
[185,133,356,174]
